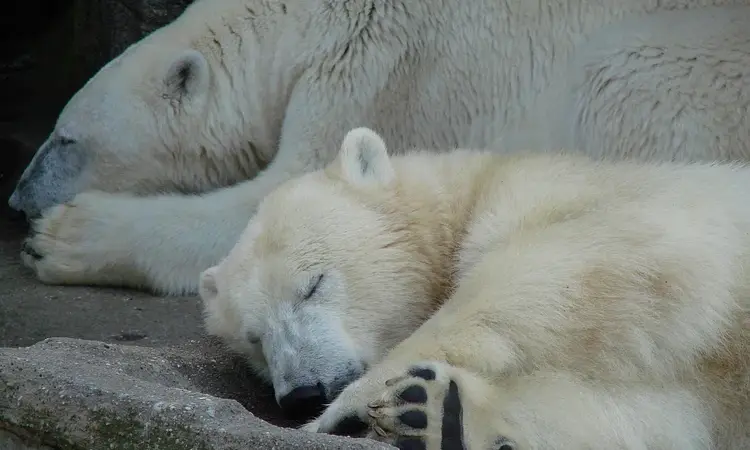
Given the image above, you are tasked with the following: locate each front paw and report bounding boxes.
[307,361,518,450]
[21,192,137,287]
[369,362,518,450]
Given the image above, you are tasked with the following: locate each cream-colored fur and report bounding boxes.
[15,0,750,294]
[201,128,750,449]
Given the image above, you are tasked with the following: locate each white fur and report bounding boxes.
[17,0,750,294]
[204,128,750,449]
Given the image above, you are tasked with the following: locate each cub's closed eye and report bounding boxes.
[304,274,324,300]
[58,137,76,146]
[247,335,261,345]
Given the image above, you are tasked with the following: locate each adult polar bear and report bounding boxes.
[199,127,750,449]
[10,0,750,294]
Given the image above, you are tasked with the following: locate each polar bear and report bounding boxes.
[12,0,750,295]
[199,128,750,449]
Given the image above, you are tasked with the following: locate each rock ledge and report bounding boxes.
[0,338,392,450]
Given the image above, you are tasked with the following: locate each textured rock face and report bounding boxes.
[73,0,196,68]
[0,338,393,450]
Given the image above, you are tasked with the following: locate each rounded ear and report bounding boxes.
[336,127,395,187]
[198,266,219,304]
[164,49,210,99]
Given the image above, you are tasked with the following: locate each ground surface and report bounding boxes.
[0,218,207,349]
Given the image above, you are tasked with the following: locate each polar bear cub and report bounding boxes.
[199,128,750,449]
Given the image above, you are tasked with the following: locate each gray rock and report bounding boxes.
[0,337,394,450]
[75,0,195,64]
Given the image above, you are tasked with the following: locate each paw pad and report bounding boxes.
[398,385,428,404]
[367,363,520,450]
[366,363,467,450]
[394,437,427,450]
[408,367,436,381]
[398,410,428,429]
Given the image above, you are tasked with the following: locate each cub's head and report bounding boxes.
[8,0,293,218]
[199,128,436,419]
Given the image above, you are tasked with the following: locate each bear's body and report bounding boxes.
[200,128,750,450]
[14,0,750,294]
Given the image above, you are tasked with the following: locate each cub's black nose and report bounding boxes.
[279,384,327,419]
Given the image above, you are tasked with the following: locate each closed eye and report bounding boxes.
[304,274,324,300]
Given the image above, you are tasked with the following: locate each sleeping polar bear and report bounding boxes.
[199,127,750,450]
[12,0,750,295]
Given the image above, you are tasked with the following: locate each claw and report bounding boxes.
[373,424,388,437]
[385,375,407,387]
[368,400,385,409]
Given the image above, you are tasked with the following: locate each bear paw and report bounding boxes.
[303,361,519,450]
[20,192,136,287]
[369,362,517,450]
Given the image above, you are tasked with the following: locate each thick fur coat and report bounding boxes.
[200,129,750,450]
[201,128,750,450]
[11,0,750,294]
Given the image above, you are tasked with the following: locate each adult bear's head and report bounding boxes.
[8,0,305,218]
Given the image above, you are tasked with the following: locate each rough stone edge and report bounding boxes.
[0,338,394,450]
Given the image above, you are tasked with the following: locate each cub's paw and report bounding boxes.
[21,192,134,286]
[366,362,517,450]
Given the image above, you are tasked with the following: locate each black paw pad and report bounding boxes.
[440,380,466,450]
[399,410,428,429]
[395,436,427,450]
[328,414,368,437]
[494,437,516,450]
[398,385,428,404]
[408,367,436,381]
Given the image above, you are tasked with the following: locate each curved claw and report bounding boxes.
[385,375,407,387]
[21,239,42,260]
[368,400,385,409]
[373,424,388,437]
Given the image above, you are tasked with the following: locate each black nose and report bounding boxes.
[279,384,327,419]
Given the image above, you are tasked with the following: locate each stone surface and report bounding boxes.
[0,338,393,450]
[72,0,195,74]
[0,1,76,125]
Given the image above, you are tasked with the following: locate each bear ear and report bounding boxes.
[336,127,395,187]
[198,266,219,304]
[164,50,209,99]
